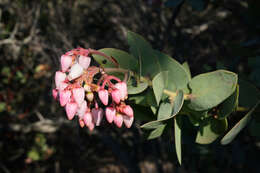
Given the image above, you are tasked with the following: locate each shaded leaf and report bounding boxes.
[221,100,260,145]
[182,61,192,81]
[158,102,172,120]
[239,79,260,108]
[174,115,182,165]
[152,71,168,105]
[127,81,148,95]
[147,124,166,140]
[188,70,238,111]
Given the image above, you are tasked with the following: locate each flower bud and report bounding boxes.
[84,84,91,92]
[122,105,134,117]
[52,89,58,100]
[123,115,134,128]
[115,82,127,100]
[114,114,123,128]
[86,92,94,102]
[78,55,91,69]
[105,107,115,123]
[111,89,121,104]
[92,108,104,126]
[72,87,85,106]
[68,63,84,81]
[59,90,71,107]
[65,102,78,120]
[98,89,109,105]
[55,71,66,88]
[61,55,72,72]
[79,118,85,128]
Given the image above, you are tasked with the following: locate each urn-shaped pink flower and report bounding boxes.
[78,55,91,69]
[92,108,104,126]
[105,107,116,123]
[122,105,134,117]
[114,114,123,128]
[61,55,72,72]
[123,115,134,128]
[115,82,127,100]
[65,102,78,120]
[111,89,121,104]
[77,101,87,119]
[72,87,85,106]
[52,89,58,100]
[83,112,93,127]
[59,90,71,107]
[98,89,109,105]
[55,71,66,88]
[68,63,84,81]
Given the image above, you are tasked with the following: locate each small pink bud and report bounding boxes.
[115,82,128,100]
[111,89,121,104]
[123,105,134,117]
[78,55,91,69]
[98,89,109,105]
[65,102,78,120]
[58,81,68,91]
[52,89,58,100]
[79,118,85,128]
[123,115,134,128]
[83,112,93,127]
[55,71,66,88]
[61,55,72,72]
[114,114,123,128]
[68,63,84,81]
[72,87,85,106]
[77,101,87,119]
[59,90,71,107]
[92,108,104,126]
[105,107,115,123]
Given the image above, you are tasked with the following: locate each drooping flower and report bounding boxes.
[92,108,104,126]
[77,101,87,119]
[78,55,91,69]
[59,90,71,107]
[65,102,78,120]
[83,112,93,127]
[98,89,109,105]
[123,115,134,128]
[52,89,58,100]
[111,89,121,104]
[68,63,84,81]
[114,82,127,100]
[105,107,116,123]
[122,105,134,117]
[72,87,85,106]
[55,71,66,88]
[114,114,123,128]
[61,55,73,72]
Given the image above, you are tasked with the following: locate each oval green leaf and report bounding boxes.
[152,71,168,105]
[174,115,182,165]
[188,70,238,111]
[127,81,148,95]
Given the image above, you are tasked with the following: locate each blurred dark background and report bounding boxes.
[0,0,260,172]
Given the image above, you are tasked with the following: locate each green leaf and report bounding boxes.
[188,70,238,111]
[174,115,182,165]
[158,102,172,120]
[141,90,184,129]
[92,48,138,72]
[152,71,168,105]
[129,88,157,107]
[196,118,228,144]
[221,100,260,145]
[147,124,166,140]
[218,85,239,119]
[127,81,148,95]
[27,148,40,161]
[182,61,192,81]
[154,51,190,92]
[127,31,161,77]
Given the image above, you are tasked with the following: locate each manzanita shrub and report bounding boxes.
[53,31,259,165]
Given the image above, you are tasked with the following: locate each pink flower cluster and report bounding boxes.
[52,48,134,130]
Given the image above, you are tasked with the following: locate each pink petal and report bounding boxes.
[78,118,85,128]
[52,89,58,100]
[61,55,72,72]
[98,89,109,105]
[115,82,128,100]
[55,71,66,88]
[65,102,78,120]
[83,112,93,127]
[88,122,95,131]
[114,114,123,128]
[123,115,134,128]
[78,55,91,69]
[59,90,71,107]
[58,81,68,91]
[123,105,134,117]
[105,107,115,123]
[111,89,121,104]
[92,108,104,126]
[73,87,85,106]
[77,101,87,119]
[68,63,84,81]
